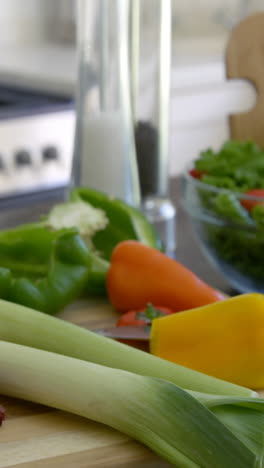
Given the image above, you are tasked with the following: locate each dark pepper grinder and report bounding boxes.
[130,0,177,257]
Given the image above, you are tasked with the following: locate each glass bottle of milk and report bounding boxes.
[71,0,141,206]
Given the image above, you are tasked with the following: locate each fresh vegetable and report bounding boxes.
[2,297,264,464]
[187,140,264,283]
[46,186,162,296]
[0,405,5,425]
[251,203,264,229]
[83,253,109,296]
[0,298,254,397]
[191,140,264,220]
[204,223,264,282]
[107,240,225,313]
[0,186,161,305]
[0,227,91,314]
[70,187,162,260]
[151,293,264,389]
[45,199,109,249]
[1,340,263,468]
[240,189,264,212]
[189,168,206,179]
[44,197,112,296]
[117,303,172,327]
[194,140,264,191]
[213,191,253,225]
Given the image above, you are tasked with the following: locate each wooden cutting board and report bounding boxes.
[226,12,264,145]
[0,298,171,468]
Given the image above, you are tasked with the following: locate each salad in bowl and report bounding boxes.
[181,140,264,293]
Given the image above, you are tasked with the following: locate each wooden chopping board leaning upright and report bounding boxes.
[226,12,264,147]
[1,12,264,468]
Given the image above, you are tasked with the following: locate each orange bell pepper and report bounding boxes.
[107,240,225,312]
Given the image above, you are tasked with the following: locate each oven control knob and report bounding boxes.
[15,150,31,167]
[42,145,59,162]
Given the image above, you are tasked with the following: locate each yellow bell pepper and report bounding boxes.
[150,293,264,389]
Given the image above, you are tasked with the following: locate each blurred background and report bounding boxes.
[0,0,261,200]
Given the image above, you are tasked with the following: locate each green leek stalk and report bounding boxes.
[0,299,255,397]
[0,340,262,468]
[190,391,264,462]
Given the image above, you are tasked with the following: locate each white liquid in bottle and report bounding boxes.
[80,111,134,203]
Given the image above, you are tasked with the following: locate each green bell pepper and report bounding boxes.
[0,226,91,314]
[0,188,161,308]
[70,187,162,260]
[68,187,162,296]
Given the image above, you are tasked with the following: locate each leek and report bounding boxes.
[191,391,264,463]
[0,340,262,468]
[0,299,255,397]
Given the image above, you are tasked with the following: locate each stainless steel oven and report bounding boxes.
[0,85,75,199]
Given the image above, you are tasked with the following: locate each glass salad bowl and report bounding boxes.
[181,170,264,294]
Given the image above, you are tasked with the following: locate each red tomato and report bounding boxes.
[116,303,173,327]
[189,169,207,180]
[189,169,203,179]
[240,189,264,212]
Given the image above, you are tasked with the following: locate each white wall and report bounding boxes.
[0,0,74,44]
[171,0,264,36]
[1,0,264,46]
[0,0,47,43]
